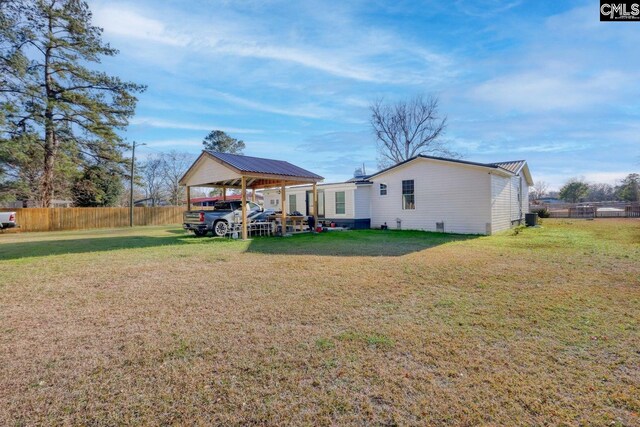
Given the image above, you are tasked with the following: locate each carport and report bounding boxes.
[179,150,324,239]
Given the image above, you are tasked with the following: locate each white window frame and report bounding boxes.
[335,191,346,215]
[289,194,297,213]
[402,180,415,210]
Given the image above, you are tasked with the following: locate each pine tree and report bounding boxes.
[202,130,245,154]
[615,173,639,202]
[71,163,122,207]
[0,0,145,206]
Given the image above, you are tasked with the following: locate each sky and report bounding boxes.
[88,0,639,190]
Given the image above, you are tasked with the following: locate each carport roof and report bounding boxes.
[179,150,324,188]
[205,151,323,180]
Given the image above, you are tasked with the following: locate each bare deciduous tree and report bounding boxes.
[530,180,550,200]
[370,94,454,168]
[586,183,615,202]
[139,155,165,206]
[161,151,192,206]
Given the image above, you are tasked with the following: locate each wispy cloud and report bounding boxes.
[89,0,639,186]
[92,4,189,46]
[454,0,523,18]
[211,42,384,83]
[206,90,338,119]
[129,118,263,134]
[138,138,202,149]
[471,70,630,112]
[91,1,454,85]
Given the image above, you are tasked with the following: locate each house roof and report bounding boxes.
[491,160,526,174]
[365,155,533,185]
[366,154,516,179]
[205,151,323,180]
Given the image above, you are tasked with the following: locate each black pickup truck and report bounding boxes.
[183,200,263,237]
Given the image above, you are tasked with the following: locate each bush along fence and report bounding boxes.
[531,204,640,219]
[0,207,185,232]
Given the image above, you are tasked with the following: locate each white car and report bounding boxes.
[0,211,17,230]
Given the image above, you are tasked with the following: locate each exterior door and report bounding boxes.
[306,190,325,218]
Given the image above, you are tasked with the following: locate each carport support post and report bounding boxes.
[280,181,287,235]
[186,186,191,211]
[222,186,226,201]
[241,177,248,240]
[312,183,317,217]
[251,189,256,203]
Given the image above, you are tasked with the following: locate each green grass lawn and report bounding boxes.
[0,220,638,425]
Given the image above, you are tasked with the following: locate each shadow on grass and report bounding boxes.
[163,229,191,235]
[247,229,479,257]
[0,229,480,261]
[0,231,232,261]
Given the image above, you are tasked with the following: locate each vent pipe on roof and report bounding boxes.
[353,164,367,180]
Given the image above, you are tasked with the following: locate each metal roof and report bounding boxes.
[491,160,526,174]
[366,154,515,179]
[206,151,323,180]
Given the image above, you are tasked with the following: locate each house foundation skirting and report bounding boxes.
[318,218,371,230]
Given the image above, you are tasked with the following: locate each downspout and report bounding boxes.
[519,175,523,220]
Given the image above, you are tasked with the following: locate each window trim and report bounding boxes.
[289,194,297,213]
[402,179,415,210]
[335,191,346,215]
[379,183,387,196]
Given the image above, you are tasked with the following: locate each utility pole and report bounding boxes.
[129,141,145,227]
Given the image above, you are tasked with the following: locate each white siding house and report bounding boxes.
[261,155,532,235]
[262,181,372,229]
[367,156,532,234]
[369,158,492,234]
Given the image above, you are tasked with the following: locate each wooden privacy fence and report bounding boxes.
[0,207,185,232]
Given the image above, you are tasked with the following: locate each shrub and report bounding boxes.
[511,225,526,236]
[531,207,550,218]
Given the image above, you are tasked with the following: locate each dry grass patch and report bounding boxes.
[0,220,639,425]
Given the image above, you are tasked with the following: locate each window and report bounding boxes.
[317,190,325,217]
[402,180,415,210]
[289,194,297,213]
[379,183,387,196]
[335,191,345,214]
[213,201,233,211]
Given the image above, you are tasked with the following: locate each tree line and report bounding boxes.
[531,174,640,203]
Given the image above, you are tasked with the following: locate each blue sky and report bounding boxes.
[89,0,639,189]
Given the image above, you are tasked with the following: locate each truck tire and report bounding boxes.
[213,220,229,237]
[193,229,208,237]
